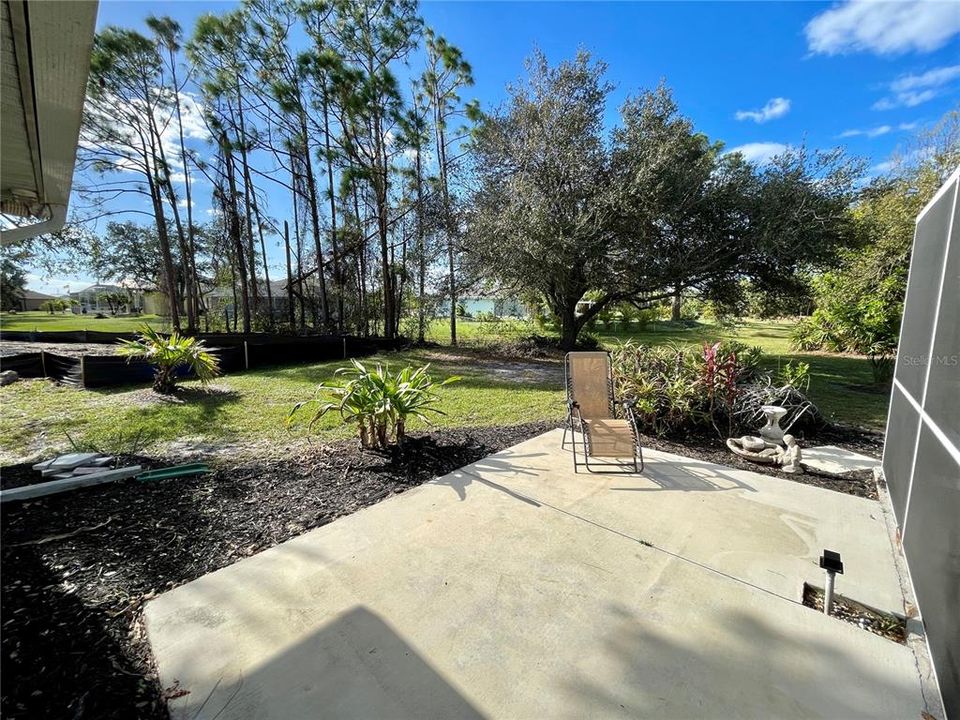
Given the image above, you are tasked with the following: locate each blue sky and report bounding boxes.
[29,0,960,293]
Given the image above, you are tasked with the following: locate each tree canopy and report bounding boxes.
[466,50,861,347]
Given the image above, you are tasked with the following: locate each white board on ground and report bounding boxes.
[0,466,142,504]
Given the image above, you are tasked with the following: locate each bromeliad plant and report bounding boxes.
[287,360,460,450]
[610,339,814,438]
[116,325,220,394]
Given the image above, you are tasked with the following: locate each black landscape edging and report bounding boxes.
[0,335,405,389]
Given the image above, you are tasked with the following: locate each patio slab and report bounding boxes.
[801,445,881,474]
[145,430,924,720]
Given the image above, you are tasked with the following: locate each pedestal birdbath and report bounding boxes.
[760,405,787,444]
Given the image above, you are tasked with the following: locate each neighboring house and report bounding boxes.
[70,283,147,314]
[440,295,528,318]
[16,289,58,311]
[204,279,294,322]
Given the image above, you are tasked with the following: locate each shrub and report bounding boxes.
[474,310,501,323]
[732,375,823,436]
[611,341,719,436]
[116,325,220,394]
[790,271,900,385]
[288,360,459,449]
[779,360,811,391]
[610,339,820,438]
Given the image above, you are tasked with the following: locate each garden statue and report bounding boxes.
[759,405,788,443]
[726,433,803,474]
[777,434,802,474]
[726,435,781,463]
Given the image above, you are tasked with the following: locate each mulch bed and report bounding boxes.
[802,583,906,644]
[639,427,881,500]
[0,421,556,720]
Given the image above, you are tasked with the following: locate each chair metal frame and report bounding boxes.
[561,351,644,474]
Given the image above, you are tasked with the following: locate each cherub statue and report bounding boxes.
[776,434,802,474]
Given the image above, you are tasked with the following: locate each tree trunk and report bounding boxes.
[671,286,682,322]
[559,306,580,351]
[353,183,369,337]
[248,176,273,329]
[148,179,181,332]
[284,220,296,330]
[223,139,251,333]
[321,86,343,333]
[168,50,199,333]
[234,92,260,322]
[447,243,457,347]
[299,114,330,330]
[415,145,426,344]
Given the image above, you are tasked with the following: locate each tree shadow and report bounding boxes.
[560,601,921,718]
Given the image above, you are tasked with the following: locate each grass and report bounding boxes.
[0,317,889,462]
[0,350,563,462]
[425,316,889,429]
[0,311,167,333]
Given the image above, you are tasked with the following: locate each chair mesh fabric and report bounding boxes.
[569,352,612,420]
[582,419,636,457]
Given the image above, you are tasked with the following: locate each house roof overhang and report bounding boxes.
[0,0,97,246]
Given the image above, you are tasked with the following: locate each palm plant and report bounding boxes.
[117,325,220,394]
[287,360,460,450]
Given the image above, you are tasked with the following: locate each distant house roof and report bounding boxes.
[205,279,293,299]
[71,283,130,296]
[22,289,57,300]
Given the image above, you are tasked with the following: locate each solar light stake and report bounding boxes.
[819,550,844,617]
[823,569,836,615]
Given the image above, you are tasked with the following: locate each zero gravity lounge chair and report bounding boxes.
[562,351,644,474]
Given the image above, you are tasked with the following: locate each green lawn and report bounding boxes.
[0,349,564,462]
[427,317,889,429]
[0,318,888,463]
[0,311,167,333]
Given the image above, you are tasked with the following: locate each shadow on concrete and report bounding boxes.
[176,605,484,720]
[560,602,920,718]
[611,458,757,493]
[430,452,549,501]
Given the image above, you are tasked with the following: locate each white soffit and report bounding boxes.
[1,0,98,244]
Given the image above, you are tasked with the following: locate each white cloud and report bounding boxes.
[80,90,210,179]
[837,124,893,138]
[873,64,960,109]
[725,142,790,165]
[735,97,791,123]
[870,159,897,174]
[898,121,919,131]
[805,0,960,55]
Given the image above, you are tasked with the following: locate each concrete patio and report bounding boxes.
[145,429,926,719]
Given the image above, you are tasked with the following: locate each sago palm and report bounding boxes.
[117,325,220,394]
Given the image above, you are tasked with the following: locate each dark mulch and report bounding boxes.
[0,421,556,720]
[802,583,906,644]
[639,428,880,500]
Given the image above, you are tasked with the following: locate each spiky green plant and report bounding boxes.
[287,360,460,449]
[117,325,220,394]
